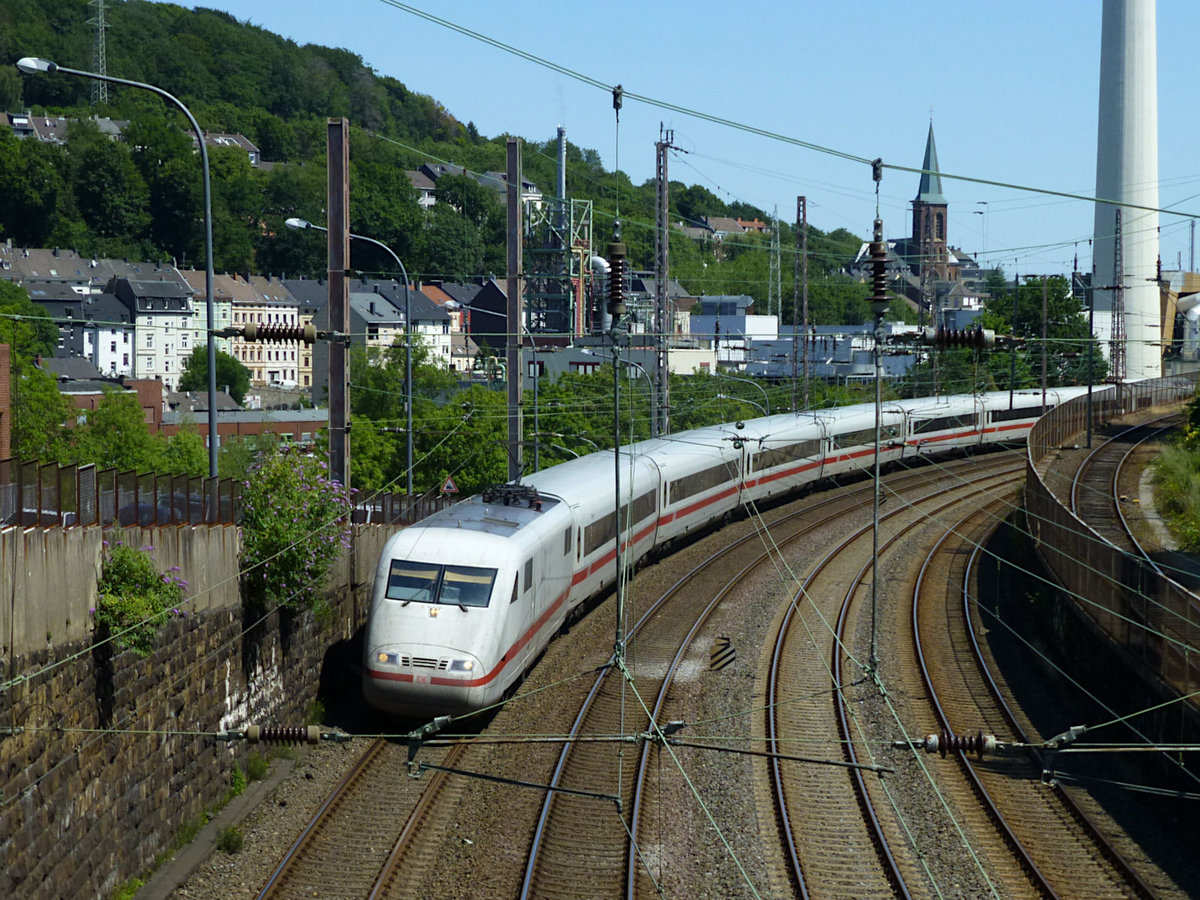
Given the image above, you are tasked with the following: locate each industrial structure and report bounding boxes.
[1092,0,1161,381]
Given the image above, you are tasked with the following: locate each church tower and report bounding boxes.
[911,123,949,281]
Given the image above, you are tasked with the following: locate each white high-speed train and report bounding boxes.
[363,387,1097,717]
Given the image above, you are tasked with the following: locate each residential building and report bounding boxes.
[281,278,327,393]
[24,281,135,376]
[111,277,194,389]
[222,274,300,386]
[406,170,438,208]
[178,269,233,359]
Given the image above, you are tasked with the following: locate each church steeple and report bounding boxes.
[916,122,946,205]
[912,121,949,281]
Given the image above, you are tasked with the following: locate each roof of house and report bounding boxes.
[39,355,103,381]
[165,389,241,413]
[702,216,745,235]
[280,278,329,311]
[406,169,437,191]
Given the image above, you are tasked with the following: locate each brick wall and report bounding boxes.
[0,523,398,899]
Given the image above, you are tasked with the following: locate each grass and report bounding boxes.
[1151,444,1200,550]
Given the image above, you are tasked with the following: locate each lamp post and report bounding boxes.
[712,370,770,416]
[18,57,219,477]
[457,303,542,472]
[580,347,654,441]
[286,218,412,497]
[716,393,767,417]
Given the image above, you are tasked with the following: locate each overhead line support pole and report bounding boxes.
[327,118,351,489]
[506,138,525,482]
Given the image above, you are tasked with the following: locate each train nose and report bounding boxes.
[363,646,486,715]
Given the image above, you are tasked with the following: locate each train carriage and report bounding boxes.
[363,385,1101,718]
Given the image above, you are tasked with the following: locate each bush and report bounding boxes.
[239,446,352,612]
[95,543,187,656]
[216,826,244,854]
[246,752,269,782]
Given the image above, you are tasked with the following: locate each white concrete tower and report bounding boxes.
[1093,0,1160,380]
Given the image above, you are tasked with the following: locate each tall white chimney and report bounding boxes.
[1093,0,1160,380]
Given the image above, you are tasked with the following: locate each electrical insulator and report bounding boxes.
[921,729,997,759]
[920,326,996,349]
[242,322,317,344]
[607,223,627,322]
[869,218,889,318]
[244,724,321,744]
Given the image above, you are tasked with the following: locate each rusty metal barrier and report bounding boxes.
[0,460,241,528]
[1026,373,1200,704]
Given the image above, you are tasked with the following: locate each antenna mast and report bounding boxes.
[89,0,109,104]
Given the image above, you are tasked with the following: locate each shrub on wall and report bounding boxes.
[95,542,188,655]
[239,445,352,613]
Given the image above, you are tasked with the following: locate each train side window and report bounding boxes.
[563,528,571,554]
[524,558,533,593]
[576,530,581,561]
[510,576,518,604]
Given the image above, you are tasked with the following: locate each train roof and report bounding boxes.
[416,487,560,536]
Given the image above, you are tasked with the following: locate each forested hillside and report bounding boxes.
[0,0,869,320]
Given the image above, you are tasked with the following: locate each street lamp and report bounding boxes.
[716,393,767,417]
[18,57,218,477]
[286,218,413,498]
[711,369,770,416]
[454,302,544,472]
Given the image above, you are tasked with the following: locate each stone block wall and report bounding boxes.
[0,521,399,899]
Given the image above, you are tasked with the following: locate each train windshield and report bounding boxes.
[385,560,497,608]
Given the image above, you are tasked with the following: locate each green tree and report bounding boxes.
[179,346,251,404]
[160,426,208,477]
[0,280,57,358]
[217,433,280,481]
[69,390,163,472]
[10,356,73,462]
[0,131,66,247]
[434,173,498,227]
[72,138,150,239]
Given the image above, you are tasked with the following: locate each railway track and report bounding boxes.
[912,500,1155,898]
[766,457,1024,898]
[258,448,1077,899]
[1069,414,1178,561]
[517,453,1029,899]
[256,739,468,899]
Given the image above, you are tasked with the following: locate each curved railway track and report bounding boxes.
[1069,414,1178,563]
[912,500,1155,898]
[766,456,1024,898]
[517,453,1027,899]
[259,447,1133,899]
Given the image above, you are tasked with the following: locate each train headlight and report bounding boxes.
[376,651,399,665]
[449,658,475,673]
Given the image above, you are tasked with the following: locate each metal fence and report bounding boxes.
[1025,373,1200,704]
[1,458,455,529]
[0,459,240,527]
[349,490,455,526]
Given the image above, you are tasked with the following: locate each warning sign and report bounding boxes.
[441,476,459,494]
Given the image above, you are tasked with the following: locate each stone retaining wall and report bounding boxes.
[0,522,398,899]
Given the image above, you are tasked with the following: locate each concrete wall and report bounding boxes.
[1,525,242,657]
[0,521,400,900]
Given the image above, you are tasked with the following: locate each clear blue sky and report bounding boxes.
[186,1,1199,278]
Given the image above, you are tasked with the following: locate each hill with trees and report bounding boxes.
[0,0,868,322]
